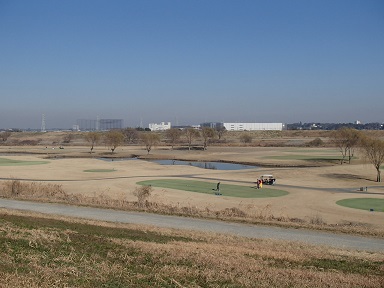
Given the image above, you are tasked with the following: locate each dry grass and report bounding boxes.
[0,210,383,287]
[1,179,78,203]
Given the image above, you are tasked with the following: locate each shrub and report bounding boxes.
[133,185,153,207]
[309,214,326,225]
[217,207,247,218]
[239,133,252,144]
[306,137,324,147]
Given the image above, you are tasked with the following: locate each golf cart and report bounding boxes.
[260,174,276,185]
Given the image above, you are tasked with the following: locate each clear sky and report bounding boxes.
[1,0,383,129]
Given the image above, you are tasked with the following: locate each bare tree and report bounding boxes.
[140,132,160,154]
[104,130,124,153]
[331,127,361,164]
[201,127,216,150]
[84,131,101,153]
[184,128,200,151]
[122,128,139,144]
[360,136,384,182]
[165,128,182,150]
[216,126,226,141]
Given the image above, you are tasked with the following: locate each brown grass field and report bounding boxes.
[0,131,383,287]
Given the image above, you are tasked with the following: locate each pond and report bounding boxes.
[145,159,257,170]
[97,157,257,170]
[97,157,139,162]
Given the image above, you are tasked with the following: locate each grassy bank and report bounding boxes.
[0,212,383,288]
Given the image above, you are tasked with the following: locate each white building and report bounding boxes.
[223,123,285,131]
[149,122,171,131]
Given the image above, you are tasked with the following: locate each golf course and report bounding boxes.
[0,131,383,287]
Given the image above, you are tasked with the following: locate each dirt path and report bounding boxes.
[1,198,383,253]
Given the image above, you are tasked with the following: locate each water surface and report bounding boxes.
[146,159,257,170]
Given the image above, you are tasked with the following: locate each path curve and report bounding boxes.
[1,198,383,253]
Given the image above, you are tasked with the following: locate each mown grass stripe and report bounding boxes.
[0,157,49,166]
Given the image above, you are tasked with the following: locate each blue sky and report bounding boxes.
[1,0,383,129]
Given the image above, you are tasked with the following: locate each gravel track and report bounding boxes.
[1,198,383,253]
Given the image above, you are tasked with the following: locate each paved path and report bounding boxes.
[1,198,383,253]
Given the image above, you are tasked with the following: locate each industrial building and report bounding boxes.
[99,119,123,130]
[149,122,171,131]
[223,122,285,131]
[201,122,285,131]
[76,118,123,131]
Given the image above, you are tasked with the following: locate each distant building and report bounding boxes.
[201,122,285,131]
[77,118,123,131]
[99,119,123,130]
[77,119,97,131]
[149,122,171,131]
[200,122,225,130]
[223,123,285,131]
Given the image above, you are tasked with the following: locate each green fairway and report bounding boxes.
[0,157,49,166]
[336,198,384,212]
[286,149,339,153]
[84,169,116,172]
[137,179,288,198]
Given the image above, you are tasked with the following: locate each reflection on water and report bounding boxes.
[147,159,257,170]
[96,157,257,170]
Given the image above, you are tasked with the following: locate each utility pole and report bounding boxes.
[41,114,46,132]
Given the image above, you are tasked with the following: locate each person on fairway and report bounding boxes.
[217,182,220,192]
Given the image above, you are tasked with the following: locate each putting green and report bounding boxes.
[0,157,49,166]
[336,198,384,212]
[84,169,116,172]
[137,179,288,198]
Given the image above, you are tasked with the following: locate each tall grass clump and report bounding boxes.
[1,179,78,203]
[132,185,153,207]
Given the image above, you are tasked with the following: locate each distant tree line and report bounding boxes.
[83,126,384,182]
[287,122,384,130]
[82,126,222,154]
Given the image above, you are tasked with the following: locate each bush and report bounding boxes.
[309,214,326,225]
[239,133,252,144]
[133,185,153,207]
[306,137,324,147]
